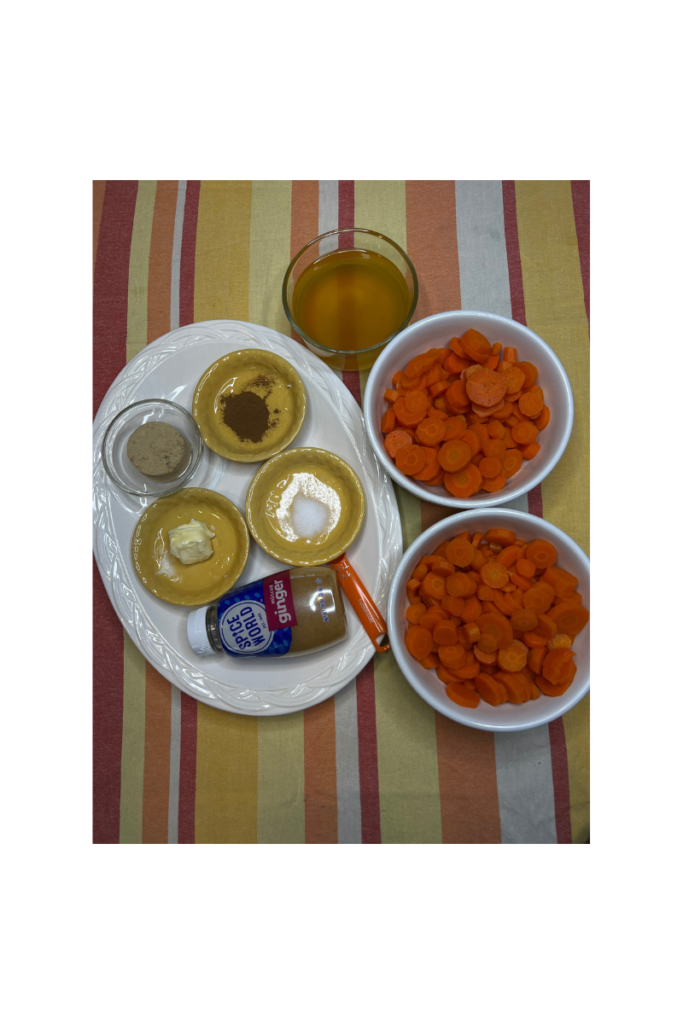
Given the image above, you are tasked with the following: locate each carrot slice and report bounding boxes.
[448,337,467,358]
[384,429,414,458]
[442,415,467,441]
[460,429,481,456]
[406,602,427,624]
[535,676,573,697]
[460,328,492,364]
[479,456,502,480]
[516,361,538,388]
[547,633,573,649]
[534,613,558,641]
[503,347,517,363]
[432,619,460,646]
[477,610,513,649]
[419,652,441,669]
[479,560,510,590]
[510,607,539,632]
[501,365,526,395]
[412,446,440,481]
[475,673,506,705]
[460,596,482,624]
[518,392,544,418]
[464,367,507,408]
[497,545,520,569]
[444,464,482,498]
[542,648,576,685]
[445,379,469,410]
[542,566,578,598]
[396,444,427,476]
[501,448,523,478]
[522,583,555,614]
[380,409,396,433]
[497,639,529,672]
[438,644,467,670]
[525,539,557,570]
[420,572,447,600]
[405,351,439,378]
[511,420,539,446]
[521,442,541,460]
[445,536,474,568]
[523,631,548,649]
[548,602,590,634]
[405,626,433,661]
[528,647,546,675]
[394,395,429,428]
[415,417,446,446]
[496,671,530,704]
[446,681,481,708]
[535,406,551,430]
[438,439,472,473]
[446,573,477,598]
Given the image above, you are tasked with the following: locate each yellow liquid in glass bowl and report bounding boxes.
[292,248,411,353]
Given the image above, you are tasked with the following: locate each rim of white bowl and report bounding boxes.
[387,508,590,731]
[364,311,574,508]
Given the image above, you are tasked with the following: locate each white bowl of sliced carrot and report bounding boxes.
[387,508,589,731]
[363,311,573,507]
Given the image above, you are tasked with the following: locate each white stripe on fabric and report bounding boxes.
[334,680,363,843]
[318,180,339,253]
[495,727,558,843]
[455,180,513,317]
[170,180,187,331]
[167,683,182,843]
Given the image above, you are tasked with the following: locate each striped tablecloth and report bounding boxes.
[93,180,589,844]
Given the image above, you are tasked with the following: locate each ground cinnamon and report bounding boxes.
[221,377,281,443]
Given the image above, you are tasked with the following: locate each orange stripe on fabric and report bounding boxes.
[290,180,319,258]
[142,664,172,844]
[405,181,462,533]
[303,699,338,843]
[147,180,178,343]
[435,714,501,843]
[194,706,258,844]
[93,180,106,275]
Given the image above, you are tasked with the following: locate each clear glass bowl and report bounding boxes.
[101,399,203,497]
[282,227,418,371]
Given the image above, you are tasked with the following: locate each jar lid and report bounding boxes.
[187,606,215,657]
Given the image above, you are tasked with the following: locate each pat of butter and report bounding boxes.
[168,519,216,565]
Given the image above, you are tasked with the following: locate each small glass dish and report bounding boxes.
[282,227,418,372]
[101,399,203,498]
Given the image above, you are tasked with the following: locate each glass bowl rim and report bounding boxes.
[101,398,204,496]
[281,226,419,357]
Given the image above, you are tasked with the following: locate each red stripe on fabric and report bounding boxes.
[571,181,590,325]
[178,690,197,843]
[179,180,200,328]
[527,484,544,517]
[548,717,573,843]
[337,180,363,404]
[355,660,382,843]
[93,180,138,416]
[501,180,527,326]
[92,558,125,844]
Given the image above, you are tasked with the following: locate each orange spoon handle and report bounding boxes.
[328,553,391,653]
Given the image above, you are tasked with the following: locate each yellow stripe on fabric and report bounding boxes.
[119,634,146,844]
[194,706,258,843]
[514,180,590,555]
[126,180,157,363]
[563,692,590,842]
[394,482,422,550]
[194,181,252,322]
[257,714,305,843]
[374,652,442,843]
[249,180,292,334]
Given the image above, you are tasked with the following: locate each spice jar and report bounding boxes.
[186,566,346,658]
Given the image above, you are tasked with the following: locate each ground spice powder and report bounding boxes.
[221,378,280,443]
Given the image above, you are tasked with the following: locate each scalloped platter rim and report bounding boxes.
[93,320,403,716]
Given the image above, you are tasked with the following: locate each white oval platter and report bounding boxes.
[93,320,403,716]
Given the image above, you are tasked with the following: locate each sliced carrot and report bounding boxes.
[412,563,428,581]
[460,622,481,645]
[406,577,421,595]
[420,572,447,600]
[446,573,477,598]
[425,363,445,387]
[473,645,498,666]
[477,611,513,649]
[487,420,505,440]
[521,441,541,460]
[411,446,440,482]
[419,652,441,669]
[503,347,517,363]
[426,405,449,421]
[446,681,481,708]
[542,565,578,598]
[446,535,474,568]
[509,607,539,632]
[406,603,427,624]
[405,626,433,661]
[464,367,507,408]
[401,373,427,392]
[422,469,446,487]
[380,409,396,434]
[438,439,472,473]
[415,417,446,447]
[384,429,414,459]
[534,613,558,641]
[396,444,427,476]
[394,395,429,428]
[475,673,506,705]
[483,355,500,371]
[438,644,467,670]
[516,361,538,388]
[547,633,573,650]
[528,647,546,675]
[444,353,470,375]
[535,406,551,430]
[445,379,469,410]
[501,365,525,395]
[490,401,514,420]
[496,671,530,704]
[548,601,590,634]
[384,388,398,403]
[460,328,492,364]
[497,544,519,569]
[429,380,450,399]
[460,429,481,456]
[404,351,439,378]
[428,557,456,577]
[501,448,523,478]
[448,337,467,358]
[510,420,539,446]
[542,648,576,685]
[525,539,557,570]
[460,596,482,624]
[523,631,548,649]
[518,391,544,418]
[442,415,467,441]
[535,675,573,697]
[452,660,480,679]
[509,573,531,591]
[442,594,465,617]
[522,583,555,614]
[479,456,502,480]
[432,619,461,646]
[444,464,482,498]
[472,531,484,549]
[497,639,529,672]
